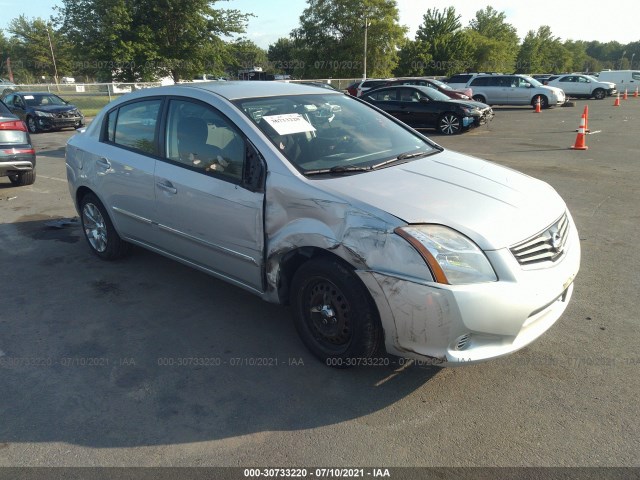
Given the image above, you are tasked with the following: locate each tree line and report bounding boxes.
[1,0,639,84]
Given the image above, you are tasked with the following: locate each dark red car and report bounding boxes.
[383,77,472,100]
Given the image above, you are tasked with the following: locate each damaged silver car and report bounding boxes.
[66,82,580,367]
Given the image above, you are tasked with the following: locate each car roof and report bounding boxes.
[177,81,342,100]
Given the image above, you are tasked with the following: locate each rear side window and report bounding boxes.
[470,76,490,87]
[104,99,162,155]
[632,72,640,80]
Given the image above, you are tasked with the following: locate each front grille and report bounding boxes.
[510,213,569,266]
[55,111,76,119]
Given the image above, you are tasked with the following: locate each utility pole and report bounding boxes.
[363,17,371,80]
[47,25,59,85]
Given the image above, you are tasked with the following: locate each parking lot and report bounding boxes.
[1,98,639,470]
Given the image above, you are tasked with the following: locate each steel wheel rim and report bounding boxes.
[27,117,37,132]
[441,115,460,134]
[305,278,352,350]
[82,203,108,253]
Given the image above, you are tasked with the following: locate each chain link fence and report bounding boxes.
[5,79,362,117]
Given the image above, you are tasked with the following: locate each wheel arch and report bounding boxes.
[275,246,358,306]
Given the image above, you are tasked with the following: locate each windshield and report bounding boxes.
[234,93,437,175]
[521,76,543,87]
[22,94,68,107]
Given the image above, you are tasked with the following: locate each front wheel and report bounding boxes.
[26,116,39,134]
[531,95,549,109]
[438,113,462,135]
[79,193,130,260]
[592,88,606,100]
[291,258,382,367]
[472,94,486,103]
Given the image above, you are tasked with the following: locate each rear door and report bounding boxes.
[93,98,162,243]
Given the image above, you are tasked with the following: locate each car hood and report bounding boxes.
[443,99,491,110]
[316,150,566,250]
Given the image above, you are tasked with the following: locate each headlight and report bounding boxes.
[461,107,480,115]
[35,110,54,117]
[395,225,497,285]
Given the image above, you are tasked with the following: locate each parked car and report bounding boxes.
[466,74,566,108]
[383,77,472,100]
[445,72,503,90]
[2,92,85,133]
[0,99,36,186]
[0,78,18,97]
[66,81,580,367]
[362,85,493,135]
[597,70,640,94]
[546,74,616,99]
[347,78,389,97]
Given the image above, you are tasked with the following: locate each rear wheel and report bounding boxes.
[438,113,462,135]
[8,169,36,186]
[291,258,382,367]
[593,88,606,100]
[79,193,130,260]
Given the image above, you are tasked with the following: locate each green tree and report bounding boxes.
[466,7,519,72]
[394,39,432,76]
[268,37,303,77]
[56,0,250,82]
[225,38,268,76]
[6,15,73,83]
[292,0,407,79]
[412,7,472,76]
[515,26,571,74]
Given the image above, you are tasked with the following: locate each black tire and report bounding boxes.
[531,95,549,109]
[26,116,39,134]
[592,88,606,100]
[472,94,486,103]
[291,257,382,367]
[8,169,36,186]
[79,192,130,260]
[438,113,462,135]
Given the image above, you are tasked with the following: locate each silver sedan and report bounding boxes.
[66,81,580,367]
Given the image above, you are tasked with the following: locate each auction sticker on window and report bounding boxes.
[262,114,316,135]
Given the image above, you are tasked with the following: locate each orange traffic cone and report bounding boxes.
[614,93,621,106]
[623,89,628,100]
[634,87,639,98]
[571,115,588,150]
[534,96,541,113]
[582,105,590,133]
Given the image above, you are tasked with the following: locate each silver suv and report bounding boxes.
[467,74,565,108]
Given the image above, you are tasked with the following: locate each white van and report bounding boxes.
[598,70,640,94]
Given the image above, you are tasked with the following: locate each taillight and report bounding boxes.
[0,120,28,132]
[2,148,35,155]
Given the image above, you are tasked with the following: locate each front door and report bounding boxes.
[154,98,265,292]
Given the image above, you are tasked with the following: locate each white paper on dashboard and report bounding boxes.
[262,114,316,135]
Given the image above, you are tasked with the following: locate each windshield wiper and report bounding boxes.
[305,165,373,176]
[304,150,437,176]
[369,150,437,170]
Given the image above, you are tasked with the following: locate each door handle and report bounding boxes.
[96,157,111,173]
[156,180,177,194]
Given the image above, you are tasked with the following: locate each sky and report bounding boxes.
[1,0,638,49]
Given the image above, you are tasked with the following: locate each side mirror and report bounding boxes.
[418,97,430,103]
[243,141,266,193]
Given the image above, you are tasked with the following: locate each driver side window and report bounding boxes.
[165,99,245,182]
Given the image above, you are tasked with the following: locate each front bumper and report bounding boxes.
[357,213,581,366]
[35,115,84,131]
